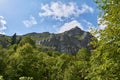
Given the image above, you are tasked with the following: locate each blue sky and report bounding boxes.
[0,0,99,35]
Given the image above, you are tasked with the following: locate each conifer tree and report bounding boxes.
[11,33,17,45]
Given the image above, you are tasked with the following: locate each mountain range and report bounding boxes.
[0,27,93,54]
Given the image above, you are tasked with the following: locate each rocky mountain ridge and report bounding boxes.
[26,27,93,54]
[0,27,93,54]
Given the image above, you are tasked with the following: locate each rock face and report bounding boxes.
[28,27,93,54]
[0,27,93,54]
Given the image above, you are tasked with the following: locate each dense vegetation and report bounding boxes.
[0,36,91,80]
[0,0,120,80]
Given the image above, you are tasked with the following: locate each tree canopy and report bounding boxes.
[0,0,120,80]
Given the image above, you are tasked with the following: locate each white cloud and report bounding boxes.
[23,16,37,27]
[39,1,94,21]
[80,4,94,14]
[83,20,95,31]
[98,17,107,30]
[0,16,7,34]
[59,20,83,33]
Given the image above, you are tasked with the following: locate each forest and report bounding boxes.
[0,0,120,80]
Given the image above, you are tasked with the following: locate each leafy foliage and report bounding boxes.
[0,35,91,80]
[0,0,119,80]
[87,0,120,80]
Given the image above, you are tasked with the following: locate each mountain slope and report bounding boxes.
[0,27,93,54]
[26,27,93,54]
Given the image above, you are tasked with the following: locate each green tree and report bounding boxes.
[19,36,35,48]
[87,0,120,79]
[0,45,7,76]
[0,76,4,80]
[4,36,37,80]
[19,77,33,80]
[64,61,88,80]
[76,48,90,61]
[64,48,90,80]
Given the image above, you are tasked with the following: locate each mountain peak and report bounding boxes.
[68,26,82,31]
[71,26,81,30]
[0,26,93,54]
[64,26,84,36]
